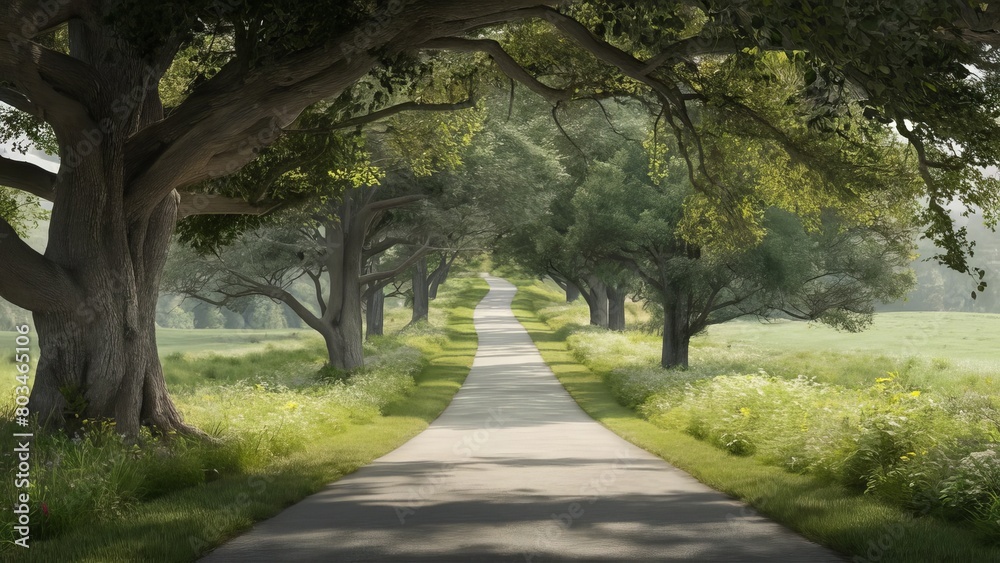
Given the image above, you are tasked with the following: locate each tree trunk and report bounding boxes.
[566,284,580,302]
[322,320,365,372]
[411,255,430,323]
[30,191,191,437]
[607,285,627,331]
[428,251,457,300]
[661,301,691,369]
[318,192,367,371]
[583,275,609,328]
[26,28,192,437]
[365,286,385,339]
[428,257,450,300]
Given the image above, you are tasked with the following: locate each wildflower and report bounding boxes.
[41,502,49,517]
[910,390,921,398]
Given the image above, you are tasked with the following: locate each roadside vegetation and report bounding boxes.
[511,276,1000,561]
[0,275,486,561]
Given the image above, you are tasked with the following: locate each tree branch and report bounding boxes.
[176,191,283,218]
[0,215,82,311]
[286,98,477,134]
[419,37,570,103]
[363,236,413,260]
[0,155,56,200]
[0,34,99,141]
[122,0,549,219]
[361,194,426,219]
[360,242,433,286]
[0,86,43,119]
[304,269,327,317]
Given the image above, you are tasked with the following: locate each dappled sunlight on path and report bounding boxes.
[201,276,844,562]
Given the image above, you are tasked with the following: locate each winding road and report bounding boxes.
[202,276,843,562]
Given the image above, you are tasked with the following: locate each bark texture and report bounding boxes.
[427,252,454,300]
[411,256,430,323]
[565,284,580,302]
[365,286,385,339]
[582,275,609,328]
[661,289,692,369]
[607,285,627,332]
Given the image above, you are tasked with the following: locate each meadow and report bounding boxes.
[0,276,487,561]
[514,278,1000,559]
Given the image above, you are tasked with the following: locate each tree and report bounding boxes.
[492,94,646,328]
[192,303,225,329]
[166,180,431,370]
[573,139,918,367]
[2,1,1000,435]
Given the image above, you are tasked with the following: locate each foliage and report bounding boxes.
[563,96,918,365]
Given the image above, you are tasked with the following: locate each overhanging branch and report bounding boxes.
[0,155,56,200]
[176,192,283,218]
[420,37,570,104]
[0,215,81,312]
[286,98,477,134]
[360,242,433,285]
[0,87,43,119]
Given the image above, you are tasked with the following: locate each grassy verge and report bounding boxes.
[1,275,487,562]
[510,278,1000,562]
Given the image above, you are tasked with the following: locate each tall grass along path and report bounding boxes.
[201,276,843,562]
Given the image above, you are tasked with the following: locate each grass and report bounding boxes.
[528,279,1000,397]
[156,328,313,357]
[510,277,1000,562]
[0,274,487,562]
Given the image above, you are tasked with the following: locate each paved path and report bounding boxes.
[203,276,844,562]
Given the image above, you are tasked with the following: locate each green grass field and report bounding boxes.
[156,328,313,356]
[528,279,1000,396]
[692,313,1000,395]
[703,312,1000,372]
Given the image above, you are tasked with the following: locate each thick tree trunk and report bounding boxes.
[31,192,190,437]
[26,27,192,437]
[583,275,609,328]
[661,301,691,369]
[318,192,367,372]
[607,285,627,331]
[322,320,365,372]
[365,286,385,339]
[566,284,580,302]
[411,255,430,323]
